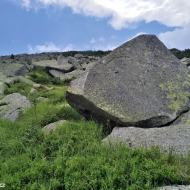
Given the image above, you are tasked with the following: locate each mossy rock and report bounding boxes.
[67,34,190,128]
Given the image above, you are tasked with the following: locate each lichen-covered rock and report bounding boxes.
[181,57,190,67]
[0,63,29,76]
[0,82,7,95]
[42,120,67,133]
[0,93,31,121]
[103,124,190,155]
[66,34,190,128]
[155,185,190,190]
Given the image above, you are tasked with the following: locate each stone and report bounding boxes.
[0,82,7,95]
[0,63,29,76]
[37,97,49,102]
[172,110,190,125]
[49,69,83,81]
[155,185,190,190]
[181,57,190,67]
[102,124,190,155]
[11,76,35,85]
[66,34,190,128]
[29,88,38,94]
[0,93,31,121]
[42,120,67,133]
[0,72,13,84]
[74,54,83,59]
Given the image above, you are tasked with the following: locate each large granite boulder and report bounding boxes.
[0,62,29,76]
[102,124,190,155]
[66,34,190,128]
[0,93,31,121]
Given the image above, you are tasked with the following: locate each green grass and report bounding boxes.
[0,70,190,189]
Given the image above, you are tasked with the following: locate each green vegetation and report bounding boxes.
[1,69,190,189]
[170,48,190,59]
[26,66,72,85]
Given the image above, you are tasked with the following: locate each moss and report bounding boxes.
[159,74,190,111]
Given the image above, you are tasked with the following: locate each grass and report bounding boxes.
[0,69,190,189]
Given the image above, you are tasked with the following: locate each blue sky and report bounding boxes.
[1,0,190,56]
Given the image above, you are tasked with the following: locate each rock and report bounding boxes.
[37,97,49,102]
[0,93,31,121]
[0,82,7,95]
[0,63,29,76]
[103,124,190,155]
[66,34,190,128]
[29,88,38,94]
[33,83,54,91]
[155,185,190,190]
[42,120,67,133]
[74,54,83,59]
[172,110,190,125]
[68,57,83,70]
[0,72,13,84]
[181,57,190,67]
[32,60,57,68]
[11,76,35,85]
[49,69,83,81]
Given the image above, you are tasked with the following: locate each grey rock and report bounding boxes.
[74,54,83,59]
[181,57,190,67]
[42,120,67,133]
[0,82,7,95]
[29,88,38,94]
[156,185,190,190]
[37,97,49,102]
[66,34,190,128]
[102,124,190,155]
[172,110,190,125]
[0,63,29,76]
[0,93,31,121]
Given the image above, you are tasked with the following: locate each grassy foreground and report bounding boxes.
[0,70,190,190]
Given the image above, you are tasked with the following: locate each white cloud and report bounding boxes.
[28,42,74,53]
[159,22,190,50]
[99,37,105,42]
[17,0,190,30]
[90,38,96,44]
[92,44,117,51]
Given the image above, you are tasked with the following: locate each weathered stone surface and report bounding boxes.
[32,60,57,68]
[0,82,7,95]
[181,57,190,67]
[0,63,29,76]
[66,34,190,128]
[11,76,35,85]
[74,54,83,59]
[42,120,67,133]
[37,97,49,102]
[103,124,190,155]
[50,69,83,80]
[156,185,190,190]
[0,93,31,121]
[0,72,13,84]
[172,110,190,125]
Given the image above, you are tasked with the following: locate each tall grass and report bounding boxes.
[0,70,190,189]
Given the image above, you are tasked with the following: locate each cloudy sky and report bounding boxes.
[1,0,190,56]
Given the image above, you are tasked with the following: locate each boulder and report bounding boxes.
[0,72,13,84]
[42,120,67,133]
[74,54,83,59]
[155,185,190,190]
[0,93,31,121]
[0,82,7,95]
[66,34,190,128]
[103,124,190,155]
[0,63,29,76]
[181,57,190,67]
